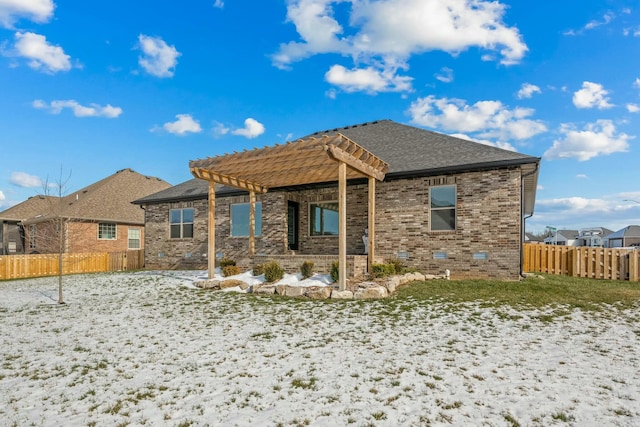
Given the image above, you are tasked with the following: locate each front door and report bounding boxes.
[287,201,299,251]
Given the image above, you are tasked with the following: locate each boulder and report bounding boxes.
[304,286,332,300]
[330,289,354,299]
[285,286,306,298]
[220,279,245,289]
[385,276,401,294]
[413,272,426,282]
[194,280,220,289]
[252,284,276,294]
[275,284,288,295]
[354,285,388,299]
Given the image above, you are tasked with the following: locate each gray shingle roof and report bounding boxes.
[138,120,540,206]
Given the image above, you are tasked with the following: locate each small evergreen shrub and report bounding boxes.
[219,257,236,268]
[263,261,284,283]
[300,261,314,279]
[385,257,406,275]
[371,263,396,279]
[252,263,265,276]
[330,261,340,283]
[222,265,241,277]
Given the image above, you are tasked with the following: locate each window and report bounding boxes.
[128,228,141,249]
[170,208,194,239]
[29,224,37,249]
[310,201,339,236]
[98,223,116,240]
[230,203,262,237]
[430,185,456,231]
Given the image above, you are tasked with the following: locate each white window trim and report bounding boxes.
[98,223,117,240]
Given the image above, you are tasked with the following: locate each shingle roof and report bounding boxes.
[0,195,59,222]
[9,169,172,225]
[137,120,540,212]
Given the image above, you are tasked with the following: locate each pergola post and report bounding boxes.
[338,162,347,291]
[368,176,375,273]
[208,181,216,279]
[249,191,256,256]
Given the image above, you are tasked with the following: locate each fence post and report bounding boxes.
[630,251,639,282]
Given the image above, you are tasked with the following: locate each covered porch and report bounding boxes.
[189,134,389,290]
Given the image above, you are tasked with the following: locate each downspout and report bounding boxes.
[520,163,539,278]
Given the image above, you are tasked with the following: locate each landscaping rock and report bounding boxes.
[220,279,245,289]
[304,286,331,300]
[330,289,354,299]
[195,280,220,289]
[252,284,276,294]
[385,276,401,294]
[285,286,306,297]
[354,285,388,299]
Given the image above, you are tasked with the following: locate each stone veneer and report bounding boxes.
[143,167,524,279]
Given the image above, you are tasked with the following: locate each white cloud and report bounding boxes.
[137,35,181,78]
[517,83,541,99]
[634,78,640,89]
[33,99,122,118]
[212,122,230,137]
[10,171,42,188]
[537,185,544,191]
[576,174,588,179]
[325,64,412,93]
[543,120,631,161]
[584,12,615,30]
[449,133,516,152]
[273,0,527,93]
[12,31,71,73]
[0,0,54,28]
[0,189,5,201]
[213,0,224,8]
[572,81,613,109]
[626,103,640,113]
[408,95,547,141]
[159,114,202,135]
[231,118,265,139]
[434,67,453,83]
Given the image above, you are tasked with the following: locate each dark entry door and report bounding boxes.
[287,201,299,251]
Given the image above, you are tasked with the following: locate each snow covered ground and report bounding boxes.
[1,271,639,427]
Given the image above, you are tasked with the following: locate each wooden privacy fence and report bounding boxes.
[523,243,639,281]
[0,250,144,281]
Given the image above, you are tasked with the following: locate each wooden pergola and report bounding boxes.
[189,134,389,290]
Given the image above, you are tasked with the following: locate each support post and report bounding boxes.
[249,191,256,256]
[338,162,347,291]
[368,177,375,273]
[208,182,216,279]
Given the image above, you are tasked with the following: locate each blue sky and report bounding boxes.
[1,0,639,234]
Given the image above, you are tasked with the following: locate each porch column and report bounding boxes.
[368,176,375,272]
[208,181,216,279]
[338,162,347,291]
[249,191,256,256]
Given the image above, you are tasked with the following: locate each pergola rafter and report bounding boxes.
[189,134,389,290]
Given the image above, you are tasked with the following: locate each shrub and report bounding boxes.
[385,257,406,275]
[252,263,265,276]
[263,261,284,283]
[330,261,340,283]
[219,257,236,268]
[371,263,396,279]
[222,265,241,277]
[300,261,314,279]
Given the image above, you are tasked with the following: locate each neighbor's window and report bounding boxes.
[98,223,116,240]
[430,185,456,231]
[170,208,194,239]
[231,202,262,237]
[29,224,37,249]
[310,201,339,236]
[128,228,141,249]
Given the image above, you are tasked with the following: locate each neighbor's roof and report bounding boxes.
[138,120,540,214]
[16,169,171,225]
[605,225,640,239]
[0,195,59,222]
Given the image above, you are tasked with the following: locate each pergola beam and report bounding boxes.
[191,167,268,194]
[327,145,386,181]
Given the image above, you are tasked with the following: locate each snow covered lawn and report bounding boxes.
[1,271,639,426]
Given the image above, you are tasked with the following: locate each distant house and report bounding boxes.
[604,225,640,248]
[576,227,613,247]
[0,169,171,254]
[525,232,545,244]
[544,230,579,246]
[136,120,540,281]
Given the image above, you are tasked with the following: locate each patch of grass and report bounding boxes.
[551,410,575,422]
[394,274,640,311]
[291,377,317,390]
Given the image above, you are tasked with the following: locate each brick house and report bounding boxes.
[135,120,540,281]
[1,169,171,254]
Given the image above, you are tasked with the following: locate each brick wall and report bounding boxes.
[145,167,524,279]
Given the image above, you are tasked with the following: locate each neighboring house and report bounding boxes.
[525,232,545,244]
[576,227,613,247]
[0,195,57,254]
[543,230,579,246]
[0,169,171,254]
[136,120,540,280]
[604,225,640,248]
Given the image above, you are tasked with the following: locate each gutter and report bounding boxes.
[520,162,540,278]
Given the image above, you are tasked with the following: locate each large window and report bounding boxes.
[231,202,262,237]
[170,208,194,239]
[430,185,456,231]
[310,201,339,236]
[128,228,141,249]
[98,223,117,240]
